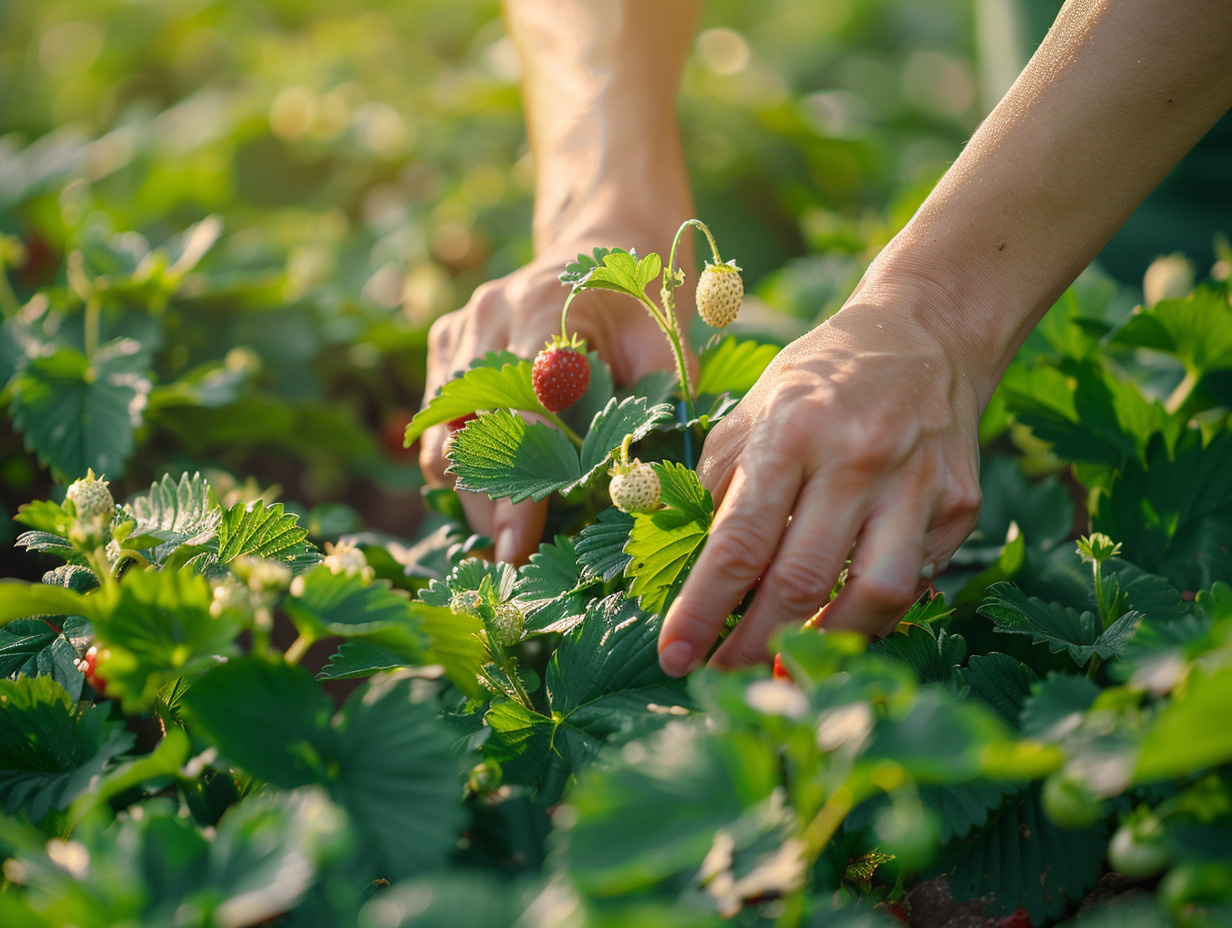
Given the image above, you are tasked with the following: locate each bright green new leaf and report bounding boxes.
[568,249,662,302]
[284,566,423,644]
[92,568,243,713]
[404,356,543,446]
[9,339,152,482]
[126,471,221,557]
[1112,287,1232,377]
[624,462,713,614]
[216,498,313,566]
[695,336,779,396]
[0,580,96,626]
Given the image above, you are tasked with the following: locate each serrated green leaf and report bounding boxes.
[404,356,544,446]
[1112,287,1232,376]
[978,583,1113,666]
[1019,673,1101,740]
[284,566,423,645]
[578,397,675,484]
[873,623,965,686]
[415,603,485,699]
[0,616,91,702]
[695,336,779,396]
[317,640,413,681]
[11,499,74,537]
[0,676,135,822]
[447,410,581,502]
[559,247,619,287]
[216,498,313,565]
[624,462,713,614]
[126,472,221,558]
[514,535,594,634]
[92,568,242,713]
[933,784,1107,924]
[575,508,634,583]
[568,249,662,302]
[9,339,152,481]
[961,652,1039,729]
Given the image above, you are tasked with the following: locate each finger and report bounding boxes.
[658,452,804,677]
[420,423,452,489]
[707,479,864,669]
[817,488,934,639]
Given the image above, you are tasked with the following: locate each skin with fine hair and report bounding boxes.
[420,0,1232,677]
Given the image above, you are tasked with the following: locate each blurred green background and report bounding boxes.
[1,0,1228,567]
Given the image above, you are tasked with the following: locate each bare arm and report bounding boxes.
[659,0,1232,675]
[421,1,699,564]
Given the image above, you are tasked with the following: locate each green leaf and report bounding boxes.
[8,339,152,481]
[559,247,620,287]
[404,356,544,446]
[567,248,662,302]
[415,603,486,699]
[873,623,965,686]
[695,336,779,396]
[961,653,1039,729]
[575,508,634,583]
[0,615,92,702]
[125,471,221,558]
[317,640,413,681]
[93,569,243,712]
[624,462,713,614]
[1134,664,1232,783]
[1093,430,1232,591]
[217,498,313,566]
[563,720,782,896]
[1112,287,1232,376]
[485,594,690,804]
[11,499,74,537]
[284,567,425,649]
[514,535,593,634]
[977,582,1128,666]
[447,409,581,502]
[0,676,134,822]
[1019,673,1101,740]
[578,397,675,483]
[0,580,97,626]
[932,784,1108,924]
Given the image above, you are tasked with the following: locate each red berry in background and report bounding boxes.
[985,908,1031,928]
[75,646,108,693]
[532,338,590,412]
[772,653,793,681]
[381,408,417,461]
[447,412,479,431]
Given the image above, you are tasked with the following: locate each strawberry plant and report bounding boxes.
[4,222,1232,927]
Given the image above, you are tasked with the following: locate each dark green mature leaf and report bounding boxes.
[873,623,965,686]
[624,462,713,614]
[0,676,134,822]
[216,498,313,566]
[317,641,413,681]
[578,397,675,482]
[486,594,690,804]
[934,785,1107,924]
[448,410,581,502]
[1112,287,1232,376]
[977,583,1132,666]
[1019,673,1101,741]
[961,653,1039,729]
[0,615,92,702]
[1093,430,1232,591]
[404,355,544,446]
[93,568,242,712]
[514,535,594,634]
[563,720,782,897]
[575,508,634,583]
[695,336,779,397]
[9,339,152,481]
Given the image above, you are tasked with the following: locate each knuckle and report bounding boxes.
[427,310,462,353]
[853,571,919,614]
[767,555,830,615]
[705,529,767,584]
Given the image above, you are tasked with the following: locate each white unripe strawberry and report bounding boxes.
[609,460,661,513]
[695,260,743,328]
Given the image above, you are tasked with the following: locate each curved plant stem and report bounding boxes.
[539,409,585,449]
[284,632,313,667]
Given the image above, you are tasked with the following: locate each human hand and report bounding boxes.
[657,290,985,676]
[420,231,696,565]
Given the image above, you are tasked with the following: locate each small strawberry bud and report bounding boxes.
[532,337,590,412]
[321,540,372,580]
[66,470,114,525]
[450,590,484,618]
[696,260,743,328]
[609,460,660,513]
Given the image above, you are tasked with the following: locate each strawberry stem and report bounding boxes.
[538,408,585,449]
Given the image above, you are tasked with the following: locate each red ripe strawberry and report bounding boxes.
[986,908,1031,928]
[75,646,108,692]
[532,336,590,412]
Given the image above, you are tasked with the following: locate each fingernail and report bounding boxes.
[495,525,520,564]
[659,640,699,678]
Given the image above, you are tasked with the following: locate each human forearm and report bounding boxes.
[503,0,700,251]
[867,0,1232,405]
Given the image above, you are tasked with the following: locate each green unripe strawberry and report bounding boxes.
[532,335,590,412]
[66,470,114,524]
[609,460,660,513]
[491,602,525,647]
[696,260,743,328]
